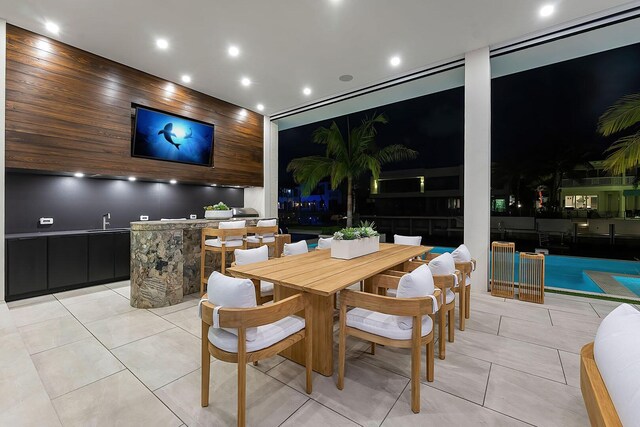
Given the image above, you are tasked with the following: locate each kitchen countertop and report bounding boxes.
[5,228,131,239]
[130,217,274,231]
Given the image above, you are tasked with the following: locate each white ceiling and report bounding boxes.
[1,0,639,117]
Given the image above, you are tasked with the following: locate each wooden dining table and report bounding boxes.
[227,242,431,376]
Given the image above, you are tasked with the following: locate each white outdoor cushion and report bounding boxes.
[465,276,471,287]
[347,308,433,340]
[234,245,268,265]
[445,289,455,304]
[246,236,276,244]
[394,234,422,246]
[593,303,640,426]
[254,219,277,239]
[396,264,436,329]
[205,238,244,248]
[208,315,305,353]
[234,246,273,297]
[317,237,333,250]
[219,220,246,241]
[284,240,309,256]
[451,244,472,263]
[429,252,457,302]
[207,271,257,341]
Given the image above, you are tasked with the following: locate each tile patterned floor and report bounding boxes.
[1,280,616,426]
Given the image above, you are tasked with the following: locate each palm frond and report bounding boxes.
[598,93,640,136]
[375,144,418,165]
[603,131,640,175]
[286,156,334,196]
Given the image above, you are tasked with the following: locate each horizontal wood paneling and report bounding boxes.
[5,25,264,186]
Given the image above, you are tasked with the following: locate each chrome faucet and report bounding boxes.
[102,213,111,230]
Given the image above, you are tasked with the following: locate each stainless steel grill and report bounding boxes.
[231,207,260,218]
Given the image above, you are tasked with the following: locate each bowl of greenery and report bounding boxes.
[204,202,232,219]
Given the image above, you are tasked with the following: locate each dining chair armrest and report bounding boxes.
[433,274,456,290]
[454,261,473,277]
[202,227,247,242]
[340,289,438,316]
[218,294,308,329]
[382,270,405,278]
[372,274,401,291]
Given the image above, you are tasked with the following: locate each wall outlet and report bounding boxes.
[189,214,197,220]
[140,215,149,221]
[39,217,54,225]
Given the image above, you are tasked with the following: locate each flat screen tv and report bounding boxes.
[132,105,214,167]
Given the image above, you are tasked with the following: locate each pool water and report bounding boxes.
[430,246,640,295]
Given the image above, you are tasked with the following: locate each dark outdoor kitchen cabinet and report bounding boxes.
[114,232,131,279]
[6,237,48,298]
[88,233,116,282]
[48,235,88,290]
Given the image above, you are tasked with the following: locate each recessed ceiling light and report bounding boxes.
[390,56,401,67]
[256,103,265,111]
[156,38,169,49]
[181,74,192,83]
[128,176,136,182]
[74,172,84,178]
[169,179,177,184]
[539,4,555,17]
[228,45,240,57]
[302,87,312,96]
[45,21,60,35]
[339,74,353,82]
[241,77,251,87]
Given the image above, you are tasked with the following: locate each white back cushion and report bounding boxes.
[284,240,309,256]
[256,219,277,238]
[394,234,422,246]
[234,245,268,266]
[317,237,333,250]
[594,303,640,426]
[395,264,435,330]
[207,271,257,341]
[451,244,472,263]
[219,220,246,241]
[428,252,456,276]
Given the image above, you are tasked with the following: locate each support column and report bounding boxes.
[464,47,491,292]
[243,117,278,218]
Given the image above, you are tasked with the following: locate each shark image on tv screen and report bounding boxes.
[132,106,214,166]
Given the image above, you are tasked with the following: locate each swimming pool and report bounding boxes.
[430,246,640,296]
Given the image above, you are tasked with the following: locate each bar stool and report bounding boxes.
[200,220,247,295]
[245,219,278,257]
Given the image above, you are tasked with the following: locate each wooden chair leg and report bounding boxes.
[305,317,313,394]
[426,339,434,382]
[411,338,421,413]
[438,308,446,360]
[337,309,347,390]
[370,342,376,355]
[201,322,210,407]
[465,286,471,319]
[200,249,207,296]
[221,250,226,275]
[448,308,455,343]
[458,287,466,331]
[237,361,246,427]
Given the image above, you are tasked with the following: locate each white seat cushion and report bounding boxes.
[396,264,436,329]
[209,315,305,353]
[445,289,455,304]
[394,234,422,246]
[234,245,268,265]
[465,276,471,287]
[317,237,333,250]
[284,240,308,256]
[260,281,274,296]
[256,219,277,227]
[594,303,640,426]
[386,288,397,297]
[205,238,244,248]
[246,236,276,244]
[347,308,433,340]
[206,271,257,341]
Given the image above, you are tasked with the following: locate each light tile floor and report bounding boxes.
[2,280,622,426]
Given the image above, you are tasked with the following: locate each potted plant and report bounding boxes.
[331,221,380,259]
[204,202,233,219]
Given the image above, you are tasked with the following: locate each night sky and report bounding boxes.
[279,41,640,189]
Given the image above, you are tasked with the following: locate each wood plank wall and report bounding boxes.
[5,25,264,186]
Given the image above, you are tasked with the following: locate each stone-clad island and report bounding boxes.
[129,218,276,308]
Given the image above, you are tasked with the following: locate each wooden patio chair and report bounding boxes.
[200,273,313,427]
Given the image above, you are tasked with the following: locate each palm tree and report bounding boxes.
[286,113,417,227]
[598,93,640,175]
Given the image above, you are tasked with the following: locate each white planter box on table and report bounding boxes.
[331,236,380,260]
[205,210,233,219]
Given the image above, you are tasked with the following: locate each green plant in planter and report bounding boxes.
[204,201,230,211]
[333,221,379,240]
